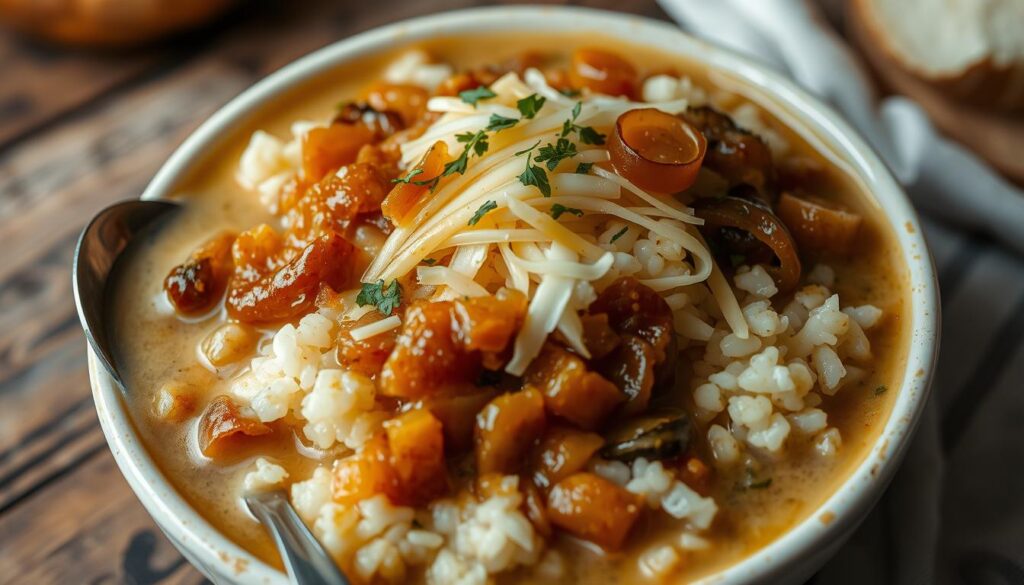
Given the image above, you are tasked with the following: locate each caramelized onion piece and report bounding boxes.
[362,82,429,127]
[569,48,638,98]
[776,192,863,255]
[164,232,236,315]
[197,395,271,458]
[609,108,706,193]
[301,123,376,182]
[226,232,359,324]
[693,196,802,292]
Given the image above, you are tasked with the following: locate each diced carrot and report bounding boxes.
[474,387,547,475]
[197,395,271,458]
[385,409,448,505]
[547,472,642,551]
[530,426,605,490]
[521,480,552,538]
[418,390,498,453]
[331,434,401,506]
[525,343,624,430]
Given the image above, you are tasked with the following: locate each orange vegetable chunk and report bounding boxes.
[474,387,547,475]
[301,122,376,182]
[382,141,449,226]
[379,291,527,399]
[164,231,236,315]
[524,343,624,430]
[197,395,271,458]
[331,434,401,506]
[385,409,448,505]
[418,390,498,453]
[530,426,605,490]
[227,232,359,324]
[569,48,638,98]
[547,472,642,551]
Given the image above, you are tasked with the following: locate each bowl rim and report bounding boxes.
[89,5,940,584]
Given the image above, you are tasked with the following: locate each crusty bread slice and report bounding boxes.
[848,0,1024,112]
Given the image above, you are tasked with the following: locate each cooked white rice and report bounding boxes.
[220,53,886,582]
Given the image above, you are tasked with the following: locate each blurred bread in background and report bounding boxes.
[0,0,236,47]
[848,0,1024,184]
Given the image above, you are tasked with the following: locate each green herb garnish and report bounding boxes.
[558,101,607,144]
[391,168,425,184]
[749,478,773,489]
[535,138,578,171]
[516,94,547,119]
[442,130,489,177]
[874,385,888,396]
[356,279,403,317]
[486,114,518,132]
[729,254,747,268]
[559,87,582,98]
[421,258,437,266]
[609,226,629,243]
[550,204,583,220]
[468,200,498,226]
[575,162,594,175]
[459,86,496,106]
[578,126,606,145]
[518,151,551,197]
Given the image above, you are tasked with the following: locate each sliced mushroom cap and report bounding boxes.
[600,408,692,462]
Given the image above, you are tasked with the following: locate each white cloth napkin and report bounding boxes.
[658,0,1024,256]
[657,1,1024,583]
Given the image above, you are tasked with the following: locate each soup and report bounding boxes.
[112,34,909,584]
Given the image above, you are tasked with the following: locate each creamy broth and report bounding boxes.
[113,33,910,583]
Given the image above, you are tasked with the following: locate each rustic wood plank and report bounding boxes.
[0,448,208,584]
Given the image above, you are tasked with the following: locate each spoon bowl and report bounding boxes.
[73,199,181,388]
[73,199,349,585]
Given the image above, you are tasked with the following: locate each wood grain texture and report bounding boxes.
[0,1,667,583]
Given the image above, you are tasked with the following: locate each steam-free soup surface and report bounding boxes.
[113,33,909,584]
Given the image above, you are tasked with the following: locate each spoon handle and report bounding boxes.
[245,491,350,585]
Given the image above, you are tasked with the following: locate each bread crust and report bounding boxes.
[847,0,1024,112]
[0,0,236,47]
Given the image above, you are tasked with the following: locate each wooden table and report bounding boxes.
[0,1,670,582]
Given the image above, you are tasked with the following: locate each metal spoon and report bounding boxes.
[73,199,349,585]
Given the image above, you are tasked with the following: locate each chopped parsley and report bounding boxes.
[729,253,747,268]
[874,385,888,396]
[421,258,437,266]
[356,279,402,317]
[575,162,594,174]
[391,168,424,184]
[560,101,606,144]
[516,94,547,119]
[578,126,606,145]
[550,204,583,220]
[748,477,773,489]
[558,87,582,98]
[517,148,551,198]
[609,226,629,243]
[442,130,489,177]
[486,113,518,132]
[535,138,578,171]
[468,200,498,226]
[458,85,496,106]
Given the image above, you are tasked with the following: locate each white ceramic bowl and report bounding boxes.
[88,6,940,584]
